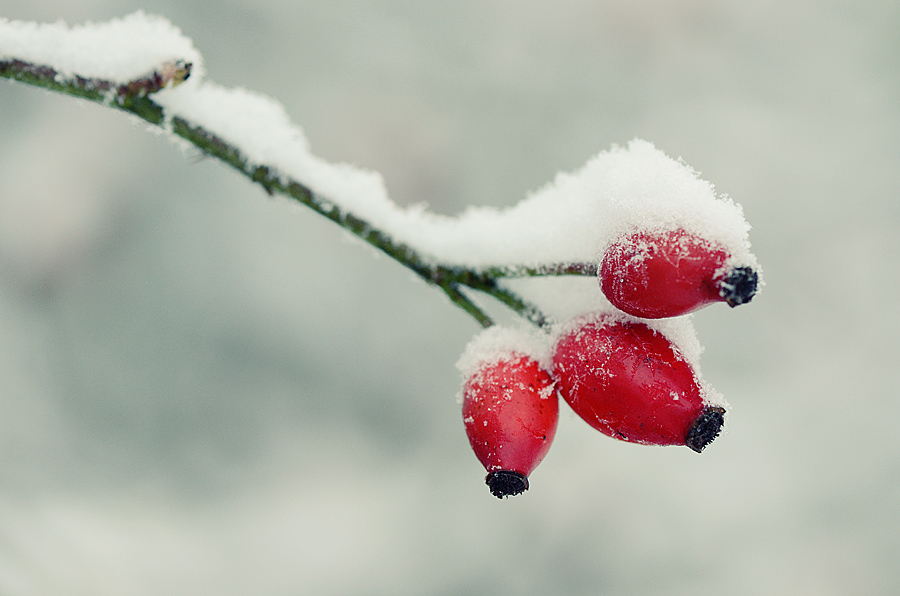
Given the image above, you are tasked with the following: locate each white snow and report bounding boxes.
[161,73,756,272]
[158,79,759,271]
[426,139,756,270]
[0,12,203,82]
[158,88,757,271]
[549,309,703,368]
[1,12,756,276]
[455,325,552,378]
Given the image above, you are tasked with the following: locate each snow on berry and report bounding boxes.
[435,139,757,271]
[456,325,552,379]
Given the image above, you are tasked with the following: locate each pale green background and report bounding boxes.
[1,1,898,594]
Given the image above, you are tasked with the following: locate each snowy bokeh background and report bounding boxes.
[1,1,899,594]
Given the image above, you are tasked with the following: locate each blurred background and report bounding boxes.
[1,1,899,594]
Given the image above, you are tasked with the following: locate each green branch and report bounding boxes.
[1,58,595,329]
[0,58,191,107]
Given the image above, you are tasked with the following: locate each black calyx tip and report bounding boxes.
[486,470,529,498]
[686,406,726,453]
[718,266,758,307]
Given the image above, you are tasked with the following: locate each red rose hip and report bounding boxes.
[600,228,758,319]
[462,354,559,498]
[553,314,724,452]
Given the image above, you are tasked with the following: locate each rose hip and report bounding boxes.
[553,315,724,452]
[600,228,758,319]
[462,354,559,498]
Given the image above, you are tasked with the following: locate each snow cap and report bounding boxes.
[456,326,552,379]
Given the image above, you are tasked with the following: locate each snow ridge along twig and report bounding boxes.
[0,52,588,329]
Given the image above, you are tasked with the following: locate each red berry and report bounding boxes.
[462,354,559,498]
[600,228,758,318]
[553,314,724,452]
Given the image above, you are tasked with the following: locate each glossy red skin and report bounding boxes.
[553,316,705,447]
[462,355,559,477]
[600,229,728,319]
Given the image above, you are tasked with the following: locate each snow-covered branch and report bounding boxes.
[0,12,605,328]
[0,11,757,331]
[0,56,190,104]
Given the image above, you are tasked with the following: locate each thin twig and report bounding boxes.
[442,285,494,329]
[480,262,598,278]
[0,59,191,105]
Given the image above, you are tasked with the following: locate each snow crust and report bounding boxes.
[456,326,552,379]
[550,310,702,368]
[0,12,203,82]
[158,83,757,269]
[162,72,755,271]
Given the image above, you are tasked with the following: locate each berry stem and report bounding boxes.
[442,285,494,328]
[2,57,593,330]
